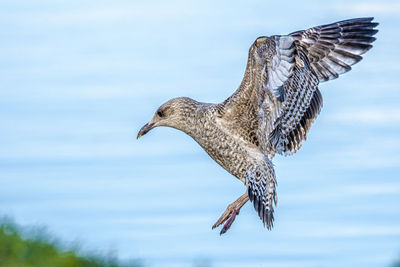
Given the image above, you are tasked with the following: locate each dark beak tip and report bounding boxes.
[137,129,145,140]
[137,122,154,139]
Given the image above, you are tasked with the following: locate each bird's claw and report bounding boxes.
[212,203,240,235]
[219,209,239,235]
[212,203,235,229]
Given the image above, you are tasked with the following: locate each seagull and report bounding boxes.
[137,18,378,234]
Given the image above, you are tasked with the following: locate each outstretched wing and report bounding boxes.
[273,17,378,154]
[290,17,378,82]
[221,17,378,156]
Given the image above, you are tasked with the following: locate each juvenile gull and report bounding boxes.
[137,18,378,234]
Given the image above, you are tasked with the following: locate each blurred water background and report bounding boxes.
[1,0,400,266]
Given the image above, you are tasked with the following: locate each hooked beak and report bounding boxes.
[137,122,155,139]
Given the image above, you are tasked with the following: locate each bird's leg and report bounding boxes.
[212,192,249,235]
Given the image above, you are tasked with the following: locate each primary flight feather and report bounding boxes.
[137,17,378,234]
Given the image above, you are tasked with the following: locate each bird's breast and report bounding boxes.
[190,118,262,183]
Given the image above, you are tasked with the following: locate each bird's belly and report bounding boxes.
[196,135,258,183]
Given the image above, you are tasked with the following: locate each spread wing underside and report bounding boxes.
[222,17,377,156]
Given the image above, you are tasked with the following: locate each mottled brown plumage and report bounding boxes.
[137,17,378,234]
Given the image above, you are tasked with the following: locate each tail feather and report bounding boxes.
[245,163,277,230]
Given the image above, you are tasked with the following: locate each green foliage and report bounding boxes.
[0,219,141,267]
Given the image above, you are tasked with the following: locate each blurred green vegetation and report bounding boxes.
[0,218,141,267]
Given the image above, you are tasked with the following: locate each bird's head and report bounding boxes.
[137,97,199,139]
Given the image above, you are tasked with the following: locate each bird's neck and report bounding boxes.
[175,102,217,140]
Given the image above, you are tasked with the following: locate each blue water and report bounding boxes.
[1,1,400,266]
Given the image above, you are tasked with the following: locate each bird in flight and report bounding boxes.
[137,18,378,234]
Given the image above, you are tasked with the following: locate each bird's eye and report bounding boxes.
[157,110,163,117]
